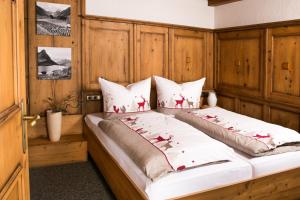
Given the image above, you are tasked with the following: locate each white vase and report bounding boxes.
[47,110,62,142]
[208,91,217,107]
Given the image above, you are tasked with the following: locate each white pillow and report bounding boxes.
[154,76,206,111]
[98,78,151,114]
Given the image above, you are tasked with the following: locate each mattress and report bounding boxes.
[235,150,300,178]
[85,113,252,200]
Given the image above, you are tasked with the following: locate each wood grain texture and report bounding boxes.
[0,0,29,198]
[216,24,300,132]
[266,25,300,107]
[270,107,300,131]
[169,29,213,88]
[0,0,15,114]
[239,100,264,120]
[217,95,236,112]
[135,24,169,81]
[28,135,87,168]
[27,0,82,116]
[216,29,264,98]
[27,114,83,139]
[84,123,300,200]
[82,19,134,90]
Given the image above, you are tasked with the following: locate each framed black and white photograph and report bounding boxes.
[36,1,71,36]
[37,47,71,80]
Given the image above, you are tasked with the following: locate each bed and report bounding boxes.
[82,91,300,200]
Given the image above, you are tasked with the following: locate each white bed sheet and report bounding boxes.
[85,113,252,200]
[235,150,300,178]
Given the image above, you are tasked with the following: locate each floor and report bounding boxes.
[30,159,116,200]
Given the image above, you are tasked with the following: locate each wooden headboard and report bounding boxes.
[81,16,213,114]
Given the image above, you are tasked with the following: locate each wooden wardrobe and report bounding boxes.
[215,23,300,132]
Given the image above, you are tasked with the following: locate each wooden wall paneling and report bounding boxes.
[28,135,87,168]
[169,29,213,89]
[239,100,264,120]
[206,32,214,89]
[27,0,82,116]
[27,115,83,139]
[82,19,134,90]
[263,105,271,122]
[216,29,264,98]
[270,107,300,131]
[134,24,169,81]
[266,25,300,107]
[217,94,236,111]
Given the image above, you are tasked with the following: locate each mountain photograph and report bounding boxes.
[36,1,71,36]
[37,47,71,80]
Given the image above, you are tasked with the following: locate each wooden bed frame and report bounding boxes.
[82,91,300,200]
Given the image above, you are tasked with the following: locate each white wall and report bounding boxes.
[215,0,300,28]
[85,0,215,29]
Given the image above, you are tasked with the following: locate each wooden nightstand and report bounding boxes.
[28,134,87,168]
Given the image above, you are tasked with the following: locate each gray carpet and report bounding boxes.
[30,159,116,200]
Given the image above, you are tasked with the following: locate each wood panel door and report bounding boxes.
[266,26,300,107]
[169,29,213,89]
[135,25,169,81]
[82,20,134,90]
[216,29,264,97]
[0,0,29,199]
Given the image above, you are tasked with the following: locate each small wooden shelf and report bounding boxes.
[28,134,87,168]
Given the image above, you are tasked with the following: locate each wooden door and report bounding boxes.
[169,29,213,89]
[0,0,29,199]
[135,25,169,81]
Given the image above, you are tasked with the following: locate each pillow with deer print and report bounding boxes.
[154,76,206,115]
[98,77,151,118]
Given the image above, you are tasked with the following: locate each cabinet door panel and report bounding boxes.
[217,95,235,111]
[135,25,168,80]
[270,107,299,131]
[239,100,263,120]
[170,29,212,87]
[83,20,134,90]
[267,26,300,106]
[217,30,263,97]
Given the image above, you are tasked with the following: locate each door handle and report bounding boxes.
[23,115,41,127]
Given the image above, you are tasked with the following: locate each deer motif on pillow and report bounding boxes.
[154,76,205,110]
[99,78,151,114]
